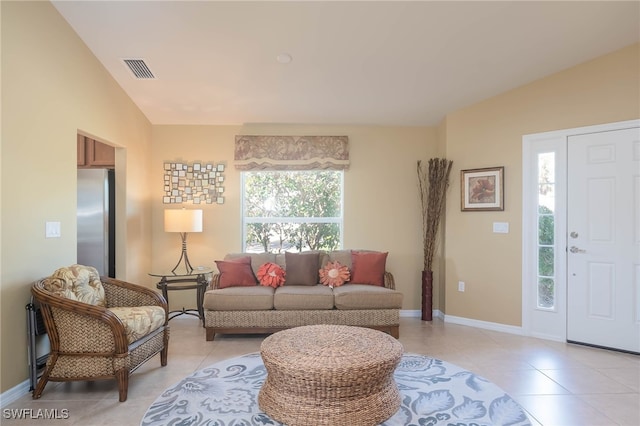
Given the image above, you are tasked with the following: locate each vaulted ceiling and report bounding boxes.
[52,1,640,126]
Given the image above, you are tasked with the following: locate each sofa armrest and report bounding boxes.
[383,272,395,290]
[210,273,221,290]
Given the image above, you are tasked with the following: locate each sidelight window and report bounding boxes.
[537,152,555,309]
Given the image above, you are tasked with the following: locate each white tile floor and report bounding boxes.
[3,317,638,425]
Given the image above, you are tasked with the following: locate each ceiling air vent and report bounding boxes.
[122,59,155,79]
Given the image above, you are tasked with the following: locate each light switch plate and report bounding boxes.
[46,221,61,238]
[493,222,509,233]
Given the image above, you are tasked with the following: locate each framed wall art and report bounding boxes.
[460,166,504,211]
[163,161,225,204]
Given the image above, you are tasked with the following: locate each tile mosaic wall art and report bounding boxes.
[163,161,225,204]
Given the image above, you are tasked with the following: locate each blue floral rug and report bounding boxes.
[141,352,532,426]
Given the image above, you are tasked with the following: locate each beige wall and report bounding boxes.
[444,43,640,326]
[1,1,153,392]
[2,0,637,398]
[434,118,448,312]
[150,125,438,312]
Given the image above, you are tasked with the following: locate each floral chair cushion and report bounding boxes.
[108,306,166,344]
[43,264,106,307]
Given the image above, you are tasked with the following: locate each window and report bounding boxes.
[523,129,568,340]
[537,152,555,309]
[242,171,343,253]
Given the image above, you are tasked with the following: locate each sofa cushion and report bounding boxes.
[108,306,166,344]
[216,257,257,288]
[43,264,106,307]
[284,252,320,286]
[225,252,276,277]
[274,285,334,310]
[275,253,286,269]
[204,286,274,311]
[325,250,353,268]
[350,251,388,286]
[333,284,403,310]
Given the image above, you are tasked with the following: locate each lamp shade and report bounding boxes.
[164,209,203,233]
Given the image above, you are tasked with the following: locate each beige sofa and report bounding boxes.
[203,250,403,340]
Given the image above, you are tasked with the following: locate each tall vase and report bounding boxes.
[421,270,433,321]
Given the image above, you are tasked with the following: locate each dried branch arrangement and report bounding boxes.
[417,158,453,271]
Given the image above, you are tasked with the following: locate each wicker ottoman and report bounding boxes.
[258,324,403,426]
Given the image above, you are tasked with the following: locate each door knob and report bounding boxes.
[569,246,586,254]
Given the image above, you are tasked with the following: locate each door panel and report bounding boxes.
[587,262,614,319]
[587,177,614,241]
[567,127,640,353]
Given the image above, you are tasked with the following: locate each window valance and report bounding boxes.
[234,135,349,171]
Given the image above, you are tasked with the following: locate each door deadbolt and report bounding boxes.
[570,231,579,238]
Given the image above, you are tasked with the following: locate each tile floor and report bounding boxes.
[3,317,638,425]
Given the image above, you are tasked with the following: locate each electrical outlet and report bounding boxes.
[458,281,465,292]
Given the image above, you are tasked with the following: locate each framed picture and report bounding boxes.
[460,166,504,211]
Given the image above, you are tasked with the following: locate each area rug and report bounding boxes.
[141,352,532,426]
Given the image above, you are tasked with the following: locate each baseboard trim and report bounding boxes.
[0,379,30,408]
[400,309,444,319]
[444,314,523,335]
[530,331,565,342]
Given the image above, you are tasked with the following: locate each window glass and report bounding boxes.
[538,215,554,245]
[537,152,555,309]
[242,171,343,253]
[537,277,555,308]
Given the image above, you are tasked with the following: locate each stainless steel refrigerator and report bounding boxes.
[77,169,115,277]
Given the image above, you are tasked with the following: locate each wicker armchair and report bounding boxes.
[31,267,169,402]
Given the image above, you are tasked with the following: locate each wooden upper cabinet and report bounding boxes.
[77,135,115,168]
[88,139,115,166]
[77,134,87,166]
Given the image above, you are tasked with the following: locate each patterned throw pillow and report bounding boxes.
[319,261,350,288]
[257,262,286,288]
[43,264,106,306]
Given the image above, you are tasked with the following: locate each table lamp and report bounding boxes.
[164,208,203,274]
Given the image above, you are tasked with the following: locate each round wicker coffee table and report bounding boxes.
[258,324,403,426]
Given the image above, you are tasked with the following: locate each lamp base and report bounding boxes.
[171,232,194,274]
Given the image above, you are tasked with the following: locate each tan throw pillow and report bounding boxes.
[284,252,319,286]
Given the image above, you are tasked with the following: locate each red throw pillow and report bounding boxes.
[350,251,388,286]
[257,262,286,288]
[319,261,350,288]
[215,256,257,288]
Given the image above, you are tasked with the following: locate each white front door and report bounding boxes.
[566,127,640,353]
